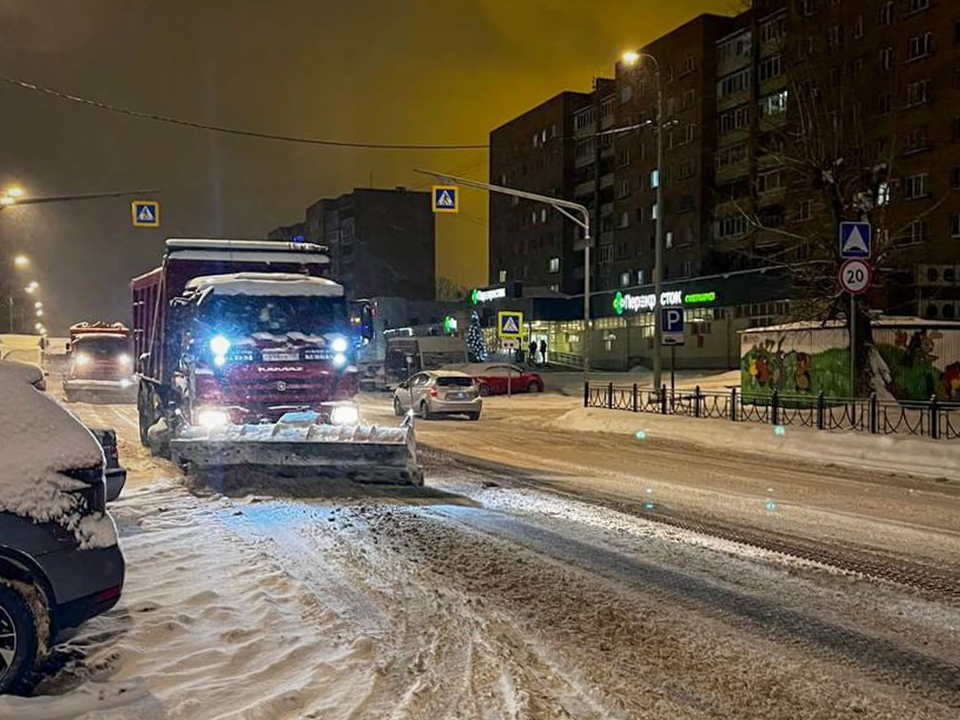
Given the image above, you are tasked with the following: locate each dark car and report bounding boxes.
[460,362,545,396]
[86,428,127,502]
[0,361,125,696]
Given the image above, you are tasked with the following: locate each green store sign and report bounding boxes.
[613,290,717,315]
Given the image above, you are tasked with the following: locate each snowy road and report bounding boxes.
[4,395,959,719]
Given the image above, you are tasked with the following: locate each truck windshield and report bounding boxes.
[73,336,131,358]
[196,295,348,337]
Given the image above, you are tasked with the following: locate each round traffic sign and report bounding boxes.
[839,259,872,295]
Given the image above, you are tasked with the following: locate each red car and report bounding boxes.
[461,362,544,396]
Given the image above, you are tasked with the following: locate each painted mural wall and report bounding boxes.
[739,321,960,403]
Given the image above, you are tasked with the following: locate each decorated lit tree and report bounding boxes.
[466,311,488,362]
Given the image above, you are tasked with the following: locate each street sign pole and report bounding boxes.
[850,293,856,400]
[839,221,872,400]
[670,345,676,397]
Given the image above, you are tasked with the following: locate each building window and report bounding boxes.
[533,132,540,148]
[906,79,932,106]
[636,270,646,285]
[531,211,538,225]
[801,0,817,17]
[618,211,630,229]
[718,68,752,97]
[683,89,696,109]
[716,215,747,238]
[598,245,614,264]
[758,169,783,193]
[636,207,645,223]
[880,47,894,71]
[719,104,751,133]
[908,0,930,14]
[616,179,630,199]
[716,142,748,168]
[853,15,864,39]
[498,270,507,283]
[904,173,929,199]
[878,1,894,26]
[682,260,694,278]
[878,92,893,114]
[679,194,696,213]
[618,149,631,167]
[907,32,934,61]
[548,257,560,273]
[666,231,674,249]
[828,25,842,48]
[620,272,631,287]
[684,56,696,74]
[901,220,929,244]
[759,90,789,117]
[905,126,929,153]
[758,55,782,83]
[574,108,595,131]
[541,208,548,223]
[651,169,660,189]
[575,138,595,163]
[951,213,960,238]
[796,200,812,221]
[651,204,658,221]
[685,124,696,143]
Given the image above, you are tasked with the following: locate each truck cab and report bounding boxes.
[169,272,362,430]
[62,323,136,403]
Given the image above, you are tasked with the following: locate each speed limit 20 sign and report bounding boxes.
[839,259,872,295]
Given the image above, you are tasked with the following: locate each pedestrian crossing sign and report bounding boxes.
[432,185,459,214]
[132,200,160,228]
[497,310,523,338]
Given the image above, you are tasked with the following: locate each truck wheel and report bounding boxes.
[0,581,44,697]
[137,384,153,447]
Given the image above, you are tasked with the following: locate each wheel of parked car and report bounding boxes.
[393,397,403,416]
[0,581,43,697]
[419,402,431,421]
[527,381,543,393]
[469,412,481,421]
[478,384,491,397]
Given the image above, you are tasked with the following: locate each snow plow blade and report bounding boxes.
[169,413,422,485]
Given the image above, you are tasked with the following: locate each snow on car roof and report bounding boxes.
[0,360,115,548]
[185,272,344,297]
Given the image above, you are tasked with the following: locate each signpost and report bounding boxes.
[497,311,523,339]
[131,200,160,228]
[431,186,459,214]
[660,307,685,395]
[838,222,872,399]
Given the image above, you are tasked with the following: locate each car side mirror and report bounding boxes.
[399,382,408,390]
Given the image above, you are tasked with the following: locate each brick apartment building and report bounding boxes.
[268,188,436,301]
[488,0,960,325]
[488,90,595,294]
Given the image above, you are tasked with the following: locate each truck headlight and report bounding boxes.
[74,353,91,366]
[210,335,231,356]
[333,352,347,368]
[330,405,359,426]
[118,353,133,366]
[197,409,230,429]
[331,337,348,353]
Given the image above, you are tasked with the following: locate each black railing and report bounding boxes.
[583,383,960,441]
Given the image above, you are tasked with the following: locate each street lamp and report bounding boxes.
[25,281,38,294]
[34,301,43,309]
[14,254,29,269]
[36,308,44,318]
[1,187,24,206]
[623,49,665,390]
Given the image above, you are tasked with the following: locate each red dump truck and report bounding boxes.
[131,239,419,483]
[62,322,136,402]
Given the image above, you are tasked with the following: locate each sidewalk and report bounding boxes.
[542,368,741,397]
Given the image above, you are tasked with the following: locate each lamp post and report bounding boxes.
[623,50,665,390]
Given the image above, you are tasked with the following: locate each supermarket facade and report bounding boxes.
[469,267,793,371]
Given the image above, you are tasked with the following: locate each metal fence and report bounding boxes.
[583,382,960,441]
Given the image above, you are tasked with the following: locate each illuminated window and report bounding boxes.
[548,257,560,273]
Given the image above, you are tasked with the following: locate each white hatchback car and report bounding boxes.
[393,370,482,420]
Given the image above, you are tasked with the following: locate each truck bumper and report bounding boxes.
[64,378,138,398]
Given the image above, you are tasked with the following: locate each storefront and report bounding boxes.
[468,268,793,370]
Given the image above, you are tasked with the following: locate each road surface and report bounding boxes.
[5,394,958,720]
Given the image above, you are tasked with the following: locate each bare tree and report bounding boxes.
[436,276,467,302]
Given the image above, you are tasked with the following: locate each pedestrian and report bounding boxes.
[529,339,538,366]
[539,339,547,365]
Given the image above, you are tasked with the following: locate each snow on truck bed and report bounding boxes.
[186,272,344,297]
[0,361,116,548]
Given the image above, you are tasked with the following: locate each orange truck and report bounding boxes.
[63,322,136,402]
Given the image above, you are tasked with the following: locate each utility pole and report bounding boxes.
[588,78,604,378]
[651,62,665,391]
[415,170,592,378]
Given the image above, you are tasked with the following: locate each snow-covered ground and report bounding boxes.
[5,468,959,720]
[5,389,958,719]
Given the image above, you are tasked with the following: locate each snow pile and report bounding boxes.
[0,361,117,548]
[186,272,344,297]
[552,406,960,480]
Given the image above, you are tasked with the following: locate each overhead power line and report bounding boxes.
[1,75,489,151]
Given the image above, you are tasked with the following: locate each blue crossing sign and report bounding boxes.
[432,185,459,214]
[497,311,523,338]
[839,221,871,259]
[132,200,160,228]
[660,307,685,346]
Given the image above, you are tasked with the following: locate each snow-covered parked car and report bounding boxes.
[0,360,125,695]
